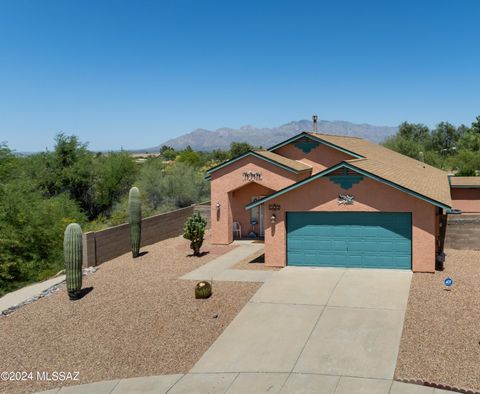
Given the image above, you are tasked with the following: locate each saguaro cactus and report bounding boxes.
[128,186,142,258]
[64,223,83,300]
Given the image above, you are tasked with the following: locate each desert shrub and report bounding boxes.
[0,179,85,295]
[139,161,209,210]
[183,212,207,256]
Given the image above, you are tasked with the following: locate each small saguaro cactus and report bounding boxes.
[64,223,83,300]
[195,281,212,299]
[183,212,207,256]
[128,187,142,258]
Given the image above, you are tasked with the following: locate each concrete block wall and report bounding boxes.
[82,205,197,267]
[445,215,480,250]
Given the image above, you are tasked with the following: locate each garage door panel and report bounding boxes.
[287,212,411,269]
[391,242,411,253]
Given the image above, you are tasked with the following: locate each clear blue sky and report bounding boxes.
[1,0,479,151]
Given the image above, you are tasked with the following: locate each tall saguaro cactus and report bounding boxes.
[64,223,83,300]
[128,187,142,258]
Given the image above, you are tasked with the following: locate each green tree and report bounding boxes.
[230,142,254,158]
[161,163,209,207]
[159,145,176,161]
[91,152,137,217]
[0,179,85,295]
[37,133,95,214]
[458,129,480,151]
[383,135,423,160]
[177,149,203,166]
[471,115,480,134]
[209,149,229,162]
[138,161,209,210]
[431,122,459,155]
[0,143,16,181]
[449,150,480,176]
[397,122,430,144]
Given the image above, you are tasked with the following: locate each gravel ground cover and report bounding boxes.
[395,249,480,392]
[234,251,281,271]
[0,231,260,394]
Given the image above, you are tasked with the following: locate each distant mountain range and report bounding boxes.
[136,120,398,152]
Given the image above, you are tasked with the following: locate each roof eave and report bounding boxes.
[205,150,305,177]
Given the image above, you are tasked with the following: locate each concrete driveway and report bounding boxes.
[190,266,416,393]
[41,266,453,394]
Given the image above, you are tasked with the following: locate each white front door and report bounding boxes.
[251,196,265,237]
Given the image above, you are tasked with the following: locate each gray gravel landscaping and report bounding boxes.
[0,231,260,394]
[395,248,480,392]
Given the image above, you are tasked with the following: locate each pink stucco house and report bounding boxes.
[206,125,471,273]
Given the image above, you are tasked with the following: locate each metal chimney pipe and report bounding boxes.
[312,114,318,133]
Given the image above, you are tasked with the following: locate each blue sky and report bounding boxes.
[1,0,479,151]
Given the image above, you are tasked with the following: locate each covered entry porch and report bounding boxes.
[229,182,275,239]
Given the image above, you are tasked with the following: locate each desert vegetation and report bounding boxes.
[382,116,480,175]
[0,134,256,296]
[2,115,479,297]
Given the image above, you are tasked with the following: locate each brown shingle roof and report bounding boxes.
[305,132,452,207]
[450,176,480,187]
[253,150,311,173]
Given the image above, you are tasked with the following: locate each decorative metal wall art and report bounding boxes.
[243,171,262,181]
[338,194,354,205]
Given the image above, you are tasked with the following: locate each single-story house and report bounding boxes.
[206,125,476,273]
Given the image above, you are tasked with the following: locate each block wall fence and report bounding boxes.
[445,214,480,250]
[82,202,211,267]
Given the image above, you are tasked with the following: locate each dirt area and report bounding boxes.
[0,231,260,394]
[395,249,480,392]
[233,250,281,271]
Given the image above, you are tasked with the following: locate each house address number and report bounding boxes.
[269,204,281,211]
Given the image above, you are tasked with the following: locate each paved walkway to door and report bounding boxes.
[180,240,274,283]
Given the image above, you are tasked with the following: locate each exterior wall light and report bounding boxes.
[270,214,277,224]
[216,202,221,211]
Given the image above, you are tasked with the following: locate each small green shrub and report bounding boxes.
[183,212,207,256]
[195,281,212,299]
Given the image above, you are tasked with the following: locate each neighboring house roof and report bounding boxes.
[205,149,311,178]
[449,176,480,188]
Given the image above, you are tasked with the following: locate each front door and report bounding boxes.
[250,197,265,237]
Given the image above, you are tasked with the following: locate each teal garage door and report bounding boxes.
[287,212,411,269]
